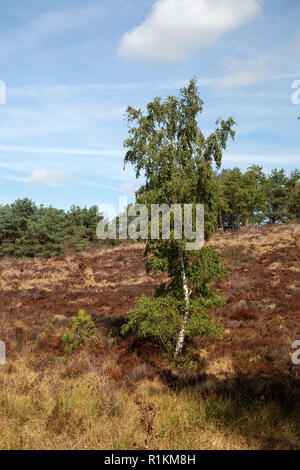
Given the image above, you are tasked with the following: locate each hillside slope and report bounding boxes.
[0,223,299,450]
[0,223,299,387]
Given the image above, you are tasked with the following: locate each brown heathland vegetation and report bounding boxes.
[0,223,299,450]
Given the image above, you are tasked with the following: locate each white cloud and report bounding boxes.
[77,179,119,191]
[0,149,134,183]
[27,169,74,187]
[0,103,125,141]
[119,0,263,63]
[118,181,139,194]
[0,144,122,157]
[217,58,269,88]
[222,153,300,167]
[7,72,299,102]
[0,5,106,57]
[7,79,213,100]
[3,175,27,183]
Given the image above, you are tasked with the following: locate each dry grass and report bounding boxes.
[0,353,299,450]
[0,224,299,449]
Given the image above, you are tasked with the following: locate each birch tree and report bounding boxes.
[122,79,236,360]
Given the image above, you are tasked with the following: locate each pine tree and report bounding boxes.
[264,169,290,224]
[287,170,300,221]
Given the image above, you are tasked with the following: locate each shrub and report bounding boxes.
[62,309,96,354]
[122,295,224,356]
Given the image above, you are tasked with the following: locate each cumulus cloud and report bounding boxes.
[119,0,263,63]
[27,169,74,187]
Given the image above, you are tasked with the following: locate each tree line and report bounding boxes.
[0,199,101,258]
[215,166,299,230]
[0,165,298,259]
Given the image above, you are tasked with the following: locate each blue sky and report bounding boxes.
[0,0,299,209]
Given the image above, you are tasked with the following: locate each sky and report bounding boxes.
[0,0,299,210]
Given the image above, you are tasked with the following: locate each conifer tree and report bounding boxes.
[264,169,290,224]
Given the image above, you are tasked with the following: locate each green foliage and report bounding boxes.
[122,296,181,353]
[15,207,69,258]
[215,166,266,230]
[186,246,226,297]
[0,169,297,260]
[122,79,234,357]
[62,309,96,354]
[288,170,300,221]
[124,79,236,239]
[122,294,224,355]
[264,168,290,224]
[264,168,300,224]
[216,166,299,229]
[0,199,103,258]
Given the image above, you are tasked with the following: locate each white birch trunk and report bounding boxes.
[174,254,190,359]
